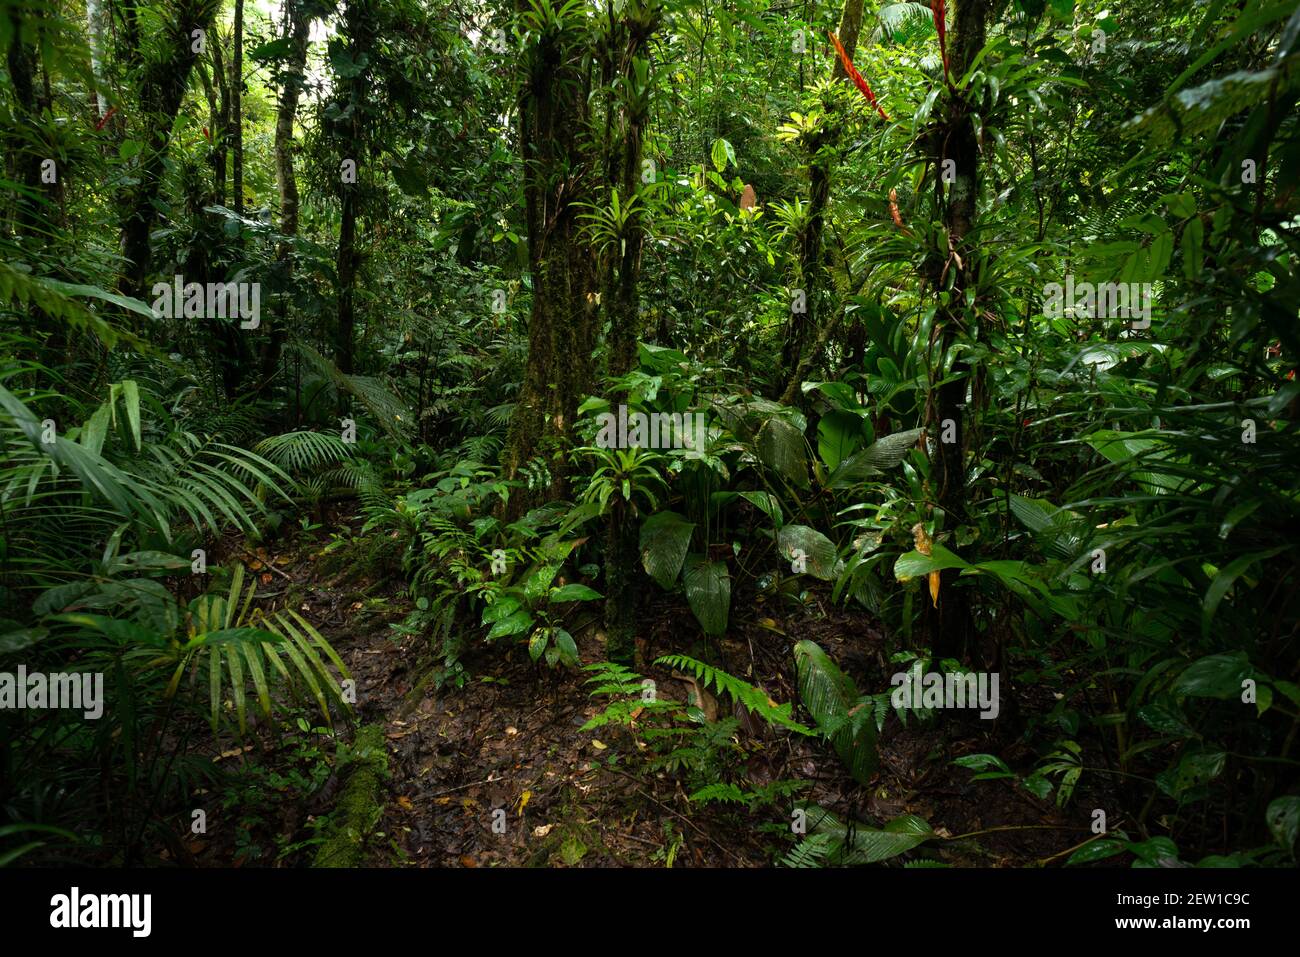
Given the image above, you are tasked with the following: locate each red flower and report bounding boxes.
[828,31,889,121]
[931,0,950,84]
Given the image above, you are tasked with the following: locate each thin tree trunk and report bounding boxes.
[211,31,229,206]
[263,0,311,381]
[118,1,220,295]
[337,188,358,374]
[5,4,43,239]
[231,0,244,215]
[333,0,372,376]
[85,0,108,118]
[777,0,865,404]
[601,2,660,663]
[926,0,991,662]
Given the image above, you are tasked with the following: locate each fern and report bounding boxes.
[286,341,414,440]
[0,261,152,353]
[172,564,354,734]
[519,456,552,492]
[655,654,813,735]
[580,661,678,730]
[781,832,835,868]
[254,430,355,474]
[793,640,879,783]
[688,782,749,804]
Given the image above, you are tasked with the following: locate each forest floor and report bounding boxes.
[187,509,1112,868]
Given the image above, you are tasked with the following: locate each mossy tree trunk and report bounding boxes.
[505,3,600,507]
[599,1,661,664]
[925,0,990,662]
[333,0,373,376]
[262,0,311,383]
[777,0,865,404]
[230,0,244,215]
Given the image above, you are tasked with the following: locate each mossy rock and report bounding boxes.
[313,724,389,867]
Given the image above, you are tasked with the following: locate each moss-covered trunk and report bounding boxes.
[505,5,599,506]
[926,0,990,662]
[777,0,865,404]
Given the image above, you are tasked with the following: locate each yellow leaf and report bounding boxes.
[929,569,941,608]
[516,790,532,813]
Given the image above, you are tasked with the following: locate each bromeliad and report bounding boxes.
[932,0,951,84]
[827,31,889,121]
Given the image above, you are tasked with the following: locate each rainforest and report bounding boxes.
[1,0,1298,881]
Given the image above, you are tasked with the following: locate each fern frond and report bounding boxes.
[655,654,813,735]
[254,430,354,474]
[780,832,834,868]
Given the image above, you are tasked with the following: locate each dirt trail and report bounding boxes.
[225,521,1104,868]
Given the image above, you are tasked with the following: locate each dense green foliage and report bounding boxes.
[1,0,1298,868]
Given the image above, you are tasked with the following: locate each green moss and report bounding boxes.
[313,724,389,867]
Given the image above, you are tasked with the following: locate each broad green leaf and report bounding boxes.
[487,610,534,640]
[739,491,784,527]
[1174,652,1254,699]
[1266,796,1300,853]
[683,556,730,635]
[549,583,602,602]
[894,544,969,580]
[776,524,840,580]
[756,415,808,488]
[640,510,695,588]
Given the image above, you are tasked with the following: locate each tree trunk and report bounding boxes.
[504,3,599,504]
[263,0,311,381]
[926,0,990,662]
[333,0,373,376]
[5,4,43,240]
[777,0,865,404]
[118,1,220,295]
[85,0,108,118]
[211,31,229,206]
[337,188,358,374]
[601,3,660,663]
[230,0,244,215]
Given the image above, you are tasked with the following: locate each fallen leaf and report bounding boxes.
[397,796,414,811]
[505,726,518,735]
[516,789,532,813]
[532,824,554,838]
[558,835,588,866]
[591,739,607,751]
